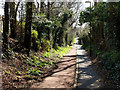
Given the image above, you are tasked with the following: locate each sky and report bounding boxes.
[0,0,111,15]
[0,0,94,15]
[0,8,3,15]
[0,0,95,29]
[0,0,115,29]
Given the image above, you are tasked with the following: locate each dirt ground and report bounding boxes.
[31,46,77,88]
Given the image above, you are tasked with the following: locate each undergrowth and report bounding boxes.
[42,45,72,58]
[102,50,120,82]
[2,45,72,88]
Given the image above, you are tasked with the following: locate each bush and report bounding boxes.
[26,68,42,76]
[102,50,120,67]
[42,46,72,58]
[31,30,39,51]
[102,50,120,82]
[42,52,52,58]
[41,38,50,52]
[82,44,101,57]
[56,46,72,57]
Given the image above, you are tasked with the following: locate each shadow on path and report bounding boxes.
[31,46,77,88]
[56,58,76,64]
[41,54,76,79]
[76,45,102,88]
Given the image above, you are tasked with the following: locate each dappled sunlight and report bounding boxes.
[31,46,77,88]
[76,44,102,88]
[1,0,120,88]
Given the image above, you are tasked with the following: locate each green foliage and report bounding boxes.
[79,11,90,25]
[31,30,38,39]
[42,52,52,58]
[32,13,53,51]
[102,50,120,67]
[5,70,11,74]
[32,10,74,50]
[31,30,39,51]
[16,21,25,42]
[96,51,101,56]
[79,2,120,49]
[56,46,72,58]
[41,38,50,52]
[33,13,54,39]
[23,54,55,70]
[71,38,76,46]
[78,37,81,45]
[102,50,120,82]
[42,46,72,59]
[25,75,32,79]
[16,71,21,75]
[26,68,42,76]
[61,10,73,25]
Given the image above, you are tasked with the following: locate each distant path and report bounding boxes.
[31,38,102,88]
[31,46,77,88]
[74,38,102,88]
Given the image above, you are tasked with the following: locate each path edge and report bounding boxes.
[73,46,79,88]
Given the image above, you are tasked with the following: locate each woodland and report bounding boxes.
[0,0,120,89]
[1,1,80,88]
[79,2,120,88]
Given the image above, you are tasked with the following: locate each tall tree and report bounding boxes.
[47,1,50,41]
[94,0,97,9]
[40,2,44,13]
[47,1,50,20]
[10,2,20,39]
[20,2,24,42]
[10,2,15,39]
[2,2,9,58]
[108,2,115,48]
[117,2,120,49]
[24,2,32,56]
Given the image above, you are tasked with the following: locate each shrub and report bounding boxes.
[42,52,52,58]
[102,50,120,82]
[16,71,21,75]
[31,30,39,51]
[41,38,50,52]
[26,68,43,76]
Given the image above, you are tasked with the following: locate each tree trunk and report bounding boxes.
[9,2,20,39]
[109,3,115,47]
[47,1,50,41]
[65,33,68,46]
[2,2,9,58]
[94,0,97,9]
[53,30,57,49]
[116,2,120,49]
[58,29,64,46]
[100,21,104,39]
[24,2,32,56]
[20,2,23,42]
[10,2,15,39]
[47,1,50,20]
[40,2,44,13]
[14,2,20,38]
